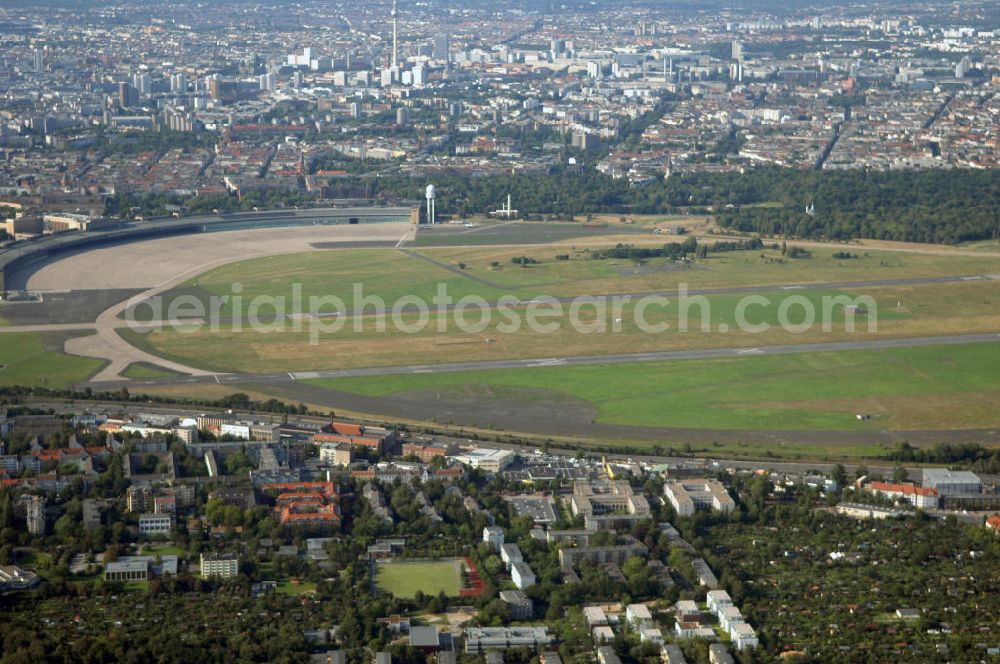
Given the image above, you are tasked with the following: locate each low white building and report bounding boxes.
[500,543,523,568]
[639,628,663,644]
[584,606,609,627]
[464,627,552,653]
[664,480,735,516]
[626,603,652,629]
[511,561,536,589]
[706,589,733,613]
[318,443,352,467]
[592,626,614,643]
[730,622,758,651]
[138,513,173,536]
[718,605,745,633]
[661,644,687,664]
[675,621,716,640]
[674,600,700,621]
[483,526,505,552]
[451,448,515,472]
[708,644,735,664]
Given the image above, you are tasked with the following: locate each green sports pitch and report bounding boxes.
[375,559,463,598]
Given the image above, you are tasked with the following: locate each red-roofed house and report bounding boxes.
[865,481,939,509]
[987,515,1000,533]
[314,420,394,454]
[265,481,340,529]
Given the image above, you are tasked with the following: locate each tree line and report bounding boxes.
[104,162,1000,245]
[884,442,1000,474]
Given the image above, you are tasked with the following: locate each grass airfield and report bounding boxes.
[4,219,1000,453]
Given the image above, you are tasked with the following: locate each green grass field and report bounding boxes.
[140,545,186,557]
[307,342,1000,432]
[375,559,463,598]
[128,245,1000,321]
[122,279,1000,374]
[276,580,317,596]
[0,332,104,387]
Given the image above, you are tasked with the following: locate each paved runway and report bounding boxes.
[89,331,1000,389]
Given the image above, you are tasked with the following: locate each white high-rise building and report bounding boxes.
[135,74,151,95]
[170,73,187,93]
[955,55,972,78]
[200,553,239,579]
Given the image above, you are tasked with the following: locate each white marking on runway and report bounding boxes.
[294,371,320,379]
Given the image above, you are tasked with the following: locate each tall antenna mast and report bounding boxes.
[391,0,399,70]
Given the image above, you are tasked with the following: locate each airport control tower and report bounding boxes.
[425,184,436,224]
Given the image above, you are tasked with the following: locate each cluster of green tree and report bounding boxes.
[365,168,631,219]
[0,386,310,418]
[590,238,699,261]
[710,128,746,161]
[0,590,317,663]
[510,255,540,265]
[100,158,1000,245]
[710,167,1000,243]
[97,129,214,156]
[690,479,1000,663]
[705,237,764,252]
[884,442,1000,474]
[362,166,999,244]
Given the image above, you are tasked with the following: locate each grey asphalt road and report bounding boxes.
[86,331,1000,389]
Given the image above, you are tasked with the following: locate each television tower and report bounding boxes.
[391,0,399,70]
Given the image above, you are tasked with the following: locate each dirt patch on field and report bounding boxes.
[257,381,598,432]
[224,381,1000,447]
[611,262,707,277]
[389,384,598,428]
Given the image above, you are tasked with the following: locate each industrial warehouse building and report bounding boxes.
[922,469,981,496]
